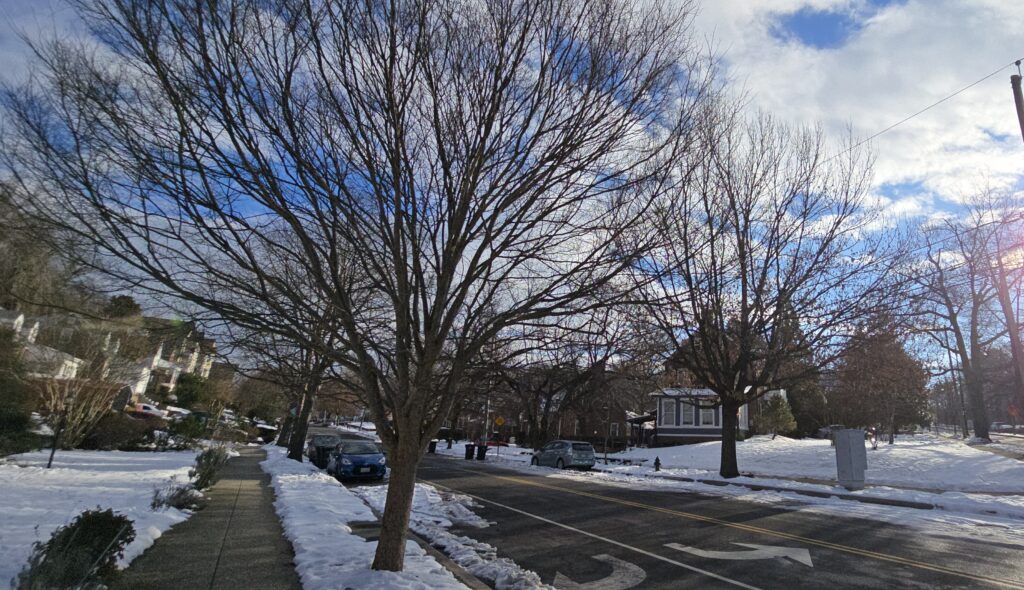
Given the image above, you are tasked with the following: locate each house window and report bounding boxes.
[680,402,694,425]
[660,399,675,426]
[700,406,716,426]
[610,422,619,437]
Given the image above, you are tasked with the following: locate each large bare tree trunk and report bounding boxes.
[719,401,740,478]
[964,367,990,440]
[372,441,421,570]
[277,409,294,447]
[287,385,317,461]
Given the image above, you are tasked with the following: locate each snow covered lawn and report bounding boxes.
[0,449,198,584]
[608,434,1024,493]
[261,446,467,590]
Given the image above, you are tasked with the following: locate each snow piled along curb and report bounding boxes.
[353,483,552,590]
[261,446,469,590]
[0,449,199,584]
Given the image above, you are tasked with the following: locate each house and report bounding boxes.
[20,342,87,380]
[0,310,39,343]
[651,387,751,444]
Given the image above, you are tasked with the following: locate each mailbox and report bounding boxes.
[834,429,867,490]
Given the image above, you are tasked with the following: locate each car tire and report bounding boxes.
[530,457,539,466]
[556,458,565,469]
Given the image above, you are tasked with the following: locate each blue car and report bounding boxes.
[327,441,388,480]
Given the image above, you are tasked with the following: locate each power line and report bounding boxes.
[830,55,1024,162]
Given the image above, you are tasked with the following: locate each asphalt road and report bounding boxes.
[417,455,1024,590]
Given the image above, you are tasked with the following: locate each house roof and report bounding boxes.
[649,387,718,399]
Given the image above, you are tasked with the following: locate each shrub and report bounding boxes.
[190,446,229,490]
[151,484,206,511]
[15,508,135,590]
[169,415,207,443]
[79,413,155,451]
[0,431,44,457]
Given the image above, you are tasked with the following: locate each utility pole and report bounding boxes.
[1011,61,1024,143]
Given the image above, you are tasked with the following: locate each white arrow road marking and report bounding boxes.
[666,542,814,567]
[554,554,646,590]
[426,478,763,590]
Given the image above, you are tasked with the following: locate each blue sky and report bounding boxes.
[1,0,1022,223]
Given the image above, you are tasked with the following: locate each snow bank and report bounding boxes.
[609,434,1024,493]
[434,442,534,466]
[260,446,467,590]
[333,423,382,440]
[354,483,551,590]
[0,449,198,583]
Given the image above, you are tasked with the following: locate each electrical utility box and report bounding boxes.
[834,429,867,490]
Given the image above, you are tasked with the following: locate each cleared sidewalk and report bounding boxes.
[115,447,301,590]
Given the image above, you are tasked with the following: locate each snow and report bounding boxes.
[0,449,198,583]
[434,442,534,466]
[260,446,468,590]
[427,437,1024,545]
[353,484,552,590]
[334,423,381,439]
[607,434,1024,493]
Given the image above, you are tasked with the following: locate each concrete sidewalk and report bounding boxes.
[115,447,301,590]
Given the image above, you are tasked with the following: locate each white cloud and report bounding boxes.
[693,0,1024,208]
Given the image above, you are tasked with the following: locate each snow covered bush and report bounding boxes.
[14,508,136,590]
[190,446,229,490]
[151,484,206,512]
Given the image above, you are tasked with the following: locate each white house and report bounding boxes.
[651,388,750,444]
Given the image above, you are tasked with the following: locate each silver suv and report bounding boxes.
[531,440,596,470]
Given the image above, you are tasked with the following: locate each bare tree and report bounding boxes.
[633,108,897,478]
[2,0,711,569]
[912,212,1007,441]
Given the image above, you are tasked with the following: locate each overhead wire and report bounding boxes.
[827,55,1024,163]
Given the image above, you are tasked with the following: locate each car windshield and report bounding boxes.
[572,443,594,451]
[340,442,381,455]
[312,435,342,447]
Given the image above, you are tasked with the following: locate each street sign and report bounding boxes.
[495,416,505,426]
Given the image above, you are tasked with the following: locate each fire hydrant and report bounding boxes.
[654,456,661,472]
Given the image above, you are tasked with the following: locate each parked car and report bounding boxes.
[327,441,387,480]
[530,440,596,470]
[306,434,344,468]
[132,403,168,419]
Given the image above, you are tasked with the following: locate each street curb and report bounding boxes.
[410,530,492,590]
[432,453,939,511]
[593,468,936,510]
[351,519,492,589]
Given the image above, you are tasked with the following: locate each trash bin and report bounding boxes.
[427,440,437,454]
[464,444,475,460]
[475,444,488,460]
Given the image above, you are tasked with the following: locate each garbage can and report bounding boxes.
[475,444,488,460]
[427,440,437,454]
[464,444,475,460]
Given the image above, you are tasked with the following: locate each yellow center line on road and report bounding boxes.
[428,464,1024,590]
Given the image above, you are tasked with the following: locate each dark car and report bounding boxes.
[306,434,343,468]
[327,441,387,480]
